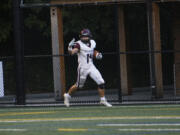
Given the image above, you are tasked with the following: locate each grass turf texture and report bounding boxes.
[0,105,180,135]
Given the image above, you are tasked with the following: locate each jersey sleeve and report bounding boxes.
[90,40,96,49]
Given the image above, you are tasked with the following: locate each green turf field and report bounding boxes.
[0,104,180,135]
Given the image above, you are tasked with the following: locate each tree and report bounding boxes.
[0,0,12,44]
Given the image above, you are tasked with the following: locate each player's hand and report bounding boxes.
[68,46,72,52]
[68,38,76,47]
[96,53,103,60]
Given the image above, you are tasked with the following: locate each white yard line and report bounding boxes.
[0,129,27,131]
[1,116,180,123]
[118,128,180,131]
[0,112,55,117]
[1,104,180,112]
[98,123,180,126]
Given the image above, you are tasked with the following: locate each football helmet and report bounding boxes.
[79,29,92,43]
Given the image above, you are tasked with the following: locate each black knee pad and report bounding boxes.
[98,83,105,89]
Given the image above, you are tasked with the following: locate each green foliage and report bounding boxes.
[24,7,50,37]
[0,0,50,46]
[0,0,12,43]
[1,1,115,50]
[62,6,115,51]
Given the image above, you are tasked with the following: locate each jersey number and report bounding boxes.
[87,54,93,63]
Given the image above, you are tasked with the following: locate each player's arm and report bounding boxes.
[69,48,79,55]
[68,38,80,55]
[93,50,103,60]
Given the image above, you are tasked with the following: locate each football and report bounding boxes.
[93,50,99,58]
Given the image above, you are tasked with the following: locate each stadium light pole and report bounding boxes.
[146,0,157,99]
[13,0,26,105]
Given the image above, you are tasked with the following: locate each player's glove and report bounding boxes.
[69,38,76,47]
[96,53,103,60]
[68,38,76,52]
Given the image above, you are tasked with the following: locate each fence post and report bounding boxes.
[50,7,66,100]
[146,0,157,99]
[13,0,25,105]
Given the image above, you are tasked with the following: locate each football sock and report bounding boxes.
[100,97,106,101]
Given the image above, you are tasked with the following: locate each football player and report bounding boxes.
[64,29,112,107]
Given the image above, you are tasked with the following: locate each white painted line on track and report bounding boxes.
[118,128,180,131]
[98,123,180,126]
